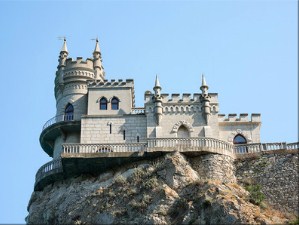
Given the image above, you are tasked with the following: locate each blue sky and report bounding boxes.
[0,0,297,223]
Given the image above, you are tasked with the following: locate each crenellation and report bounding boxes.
[218,113,261,123]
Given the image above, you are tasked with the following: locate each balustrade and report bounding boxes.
[35,159,63,184]
[62,143,147,154]
[42,114,75,130]
[131,108,145,114]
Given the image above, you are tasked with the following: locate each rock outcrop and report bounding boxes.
[26,152,289,224]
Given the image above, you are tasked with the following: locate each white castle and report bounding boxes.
[36,39,270,190]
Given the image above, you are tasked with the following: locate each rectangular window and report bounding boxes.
[123,130,126,140]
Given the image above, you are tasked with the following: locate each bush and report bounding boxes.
[245,184,265,206]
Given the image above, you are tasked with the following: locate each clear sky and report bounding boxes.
[0,0,297,223]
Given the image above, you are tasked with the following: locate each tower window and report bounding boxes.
[111,97,119,110]
[137,136,140,143]
[109,123,112,134]
[233,134,247,144]
[100,97,108,110]
[64,103,74,121]
[123,130,126,140]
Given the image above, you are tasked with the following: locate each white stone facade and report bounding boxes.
[49,40,261,158]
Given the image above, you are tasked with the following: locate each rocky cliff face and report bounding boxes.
[27,152,289,224]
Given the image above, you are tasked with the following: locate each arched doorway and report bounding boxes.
[177,125,189,138]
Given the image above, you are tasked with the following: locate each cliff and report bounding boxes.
[26,152,293,224]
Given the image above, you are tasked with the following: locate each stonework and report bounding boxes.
[31,39,299,223]
[48,39,261,159]
[235,150,299,216]
[189,153,236,183]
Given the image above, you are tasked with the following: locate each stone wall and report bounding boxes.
[80,115,147,144]
[188,153,236,183]
[235,150,298,216]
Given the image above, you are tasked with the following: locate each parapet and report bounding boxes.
[218,113,261,123]
[144,92,218,104]
[88,79,135,89]
[64,57,94,71]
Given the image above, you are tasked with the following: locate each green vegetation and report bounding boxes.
[245,184,265,206]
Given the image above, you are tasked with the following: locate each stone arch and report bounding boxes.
[172,120,194,134]
[227,129,252,143]
[177,125,190,138]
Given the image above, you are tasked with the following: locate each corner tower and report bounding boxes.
[41,39,105,158]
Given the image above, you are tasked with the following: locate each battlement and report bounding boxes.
[218,113,261,123]
[145,92,218,104]
[64,57,94,71]
[87,79,134,88]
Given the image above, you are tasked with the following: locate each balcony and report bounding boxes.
[40,114,81,157]
[35,140,299,191]
[234,142,299,154]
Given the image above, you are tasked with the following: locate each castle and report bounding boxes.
[35,39,296,191]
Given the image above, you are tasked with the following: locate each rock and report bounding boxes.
[27,152,289,224]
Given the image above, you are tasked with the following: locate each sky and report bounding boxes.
[0,0,297,223]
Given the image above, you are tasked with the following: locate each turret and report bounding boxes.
[200,74,211,124]
[57,38,68,85]
[93,38,105,81]
[153,75,163,125]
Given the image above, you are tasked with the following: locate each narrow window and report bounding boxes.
[100,97,108,110]
[111,97,119,110]
[123,130,126,140]
[137,136,140,143]
[233,134,247,144]
[64,103,74,121]
[109,124,112,134]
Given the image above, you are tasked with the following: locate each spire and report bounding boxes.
[94,38,101,53]
[200,74,209,95]
[60,38,68,53]
[153,75,162,96]
[93,38,105,81]
[202,74,207,87]
[155,74,161,88]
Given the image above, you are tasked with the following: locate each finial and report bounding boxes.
[59,37,68,53]
[93,37,101,53]
[155,74,161,88]
[201,74,207,87]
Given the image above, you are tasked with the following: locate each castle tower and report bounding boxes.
[200,74,211,124]
[41,39,101,158]
[93,38,105,81]
[153,75,163,125]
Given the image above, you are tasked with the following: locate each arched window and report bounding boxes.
[233,134,247,144]
[100,97,108,110]
[64,103,74,121]
[111,97,119,110]
[177,125,189,138]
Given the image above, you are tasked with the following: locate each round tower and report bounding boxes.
[41,39,105,158]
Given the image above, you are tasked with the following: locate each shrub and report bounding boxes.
[245,184,265,206]
[143,177,159,190]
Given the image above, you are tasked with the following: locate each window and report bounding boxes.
[123,130,126,140]
[137,136,140,143]
[111,97,119,110]
[64,103,74,121]
[233,134,247,144]
[100,97,108,110]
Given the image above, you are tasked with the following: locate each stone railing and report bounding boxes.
[131,107,145,114]
[234,142,299,154]
[42,114,74,131]
[147,137,234,152]
[62,143,147,154]
[35,159,63,186]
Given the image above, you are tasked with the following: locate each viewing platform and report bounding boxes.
[39,115,80,157]
[34,138,299,191]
